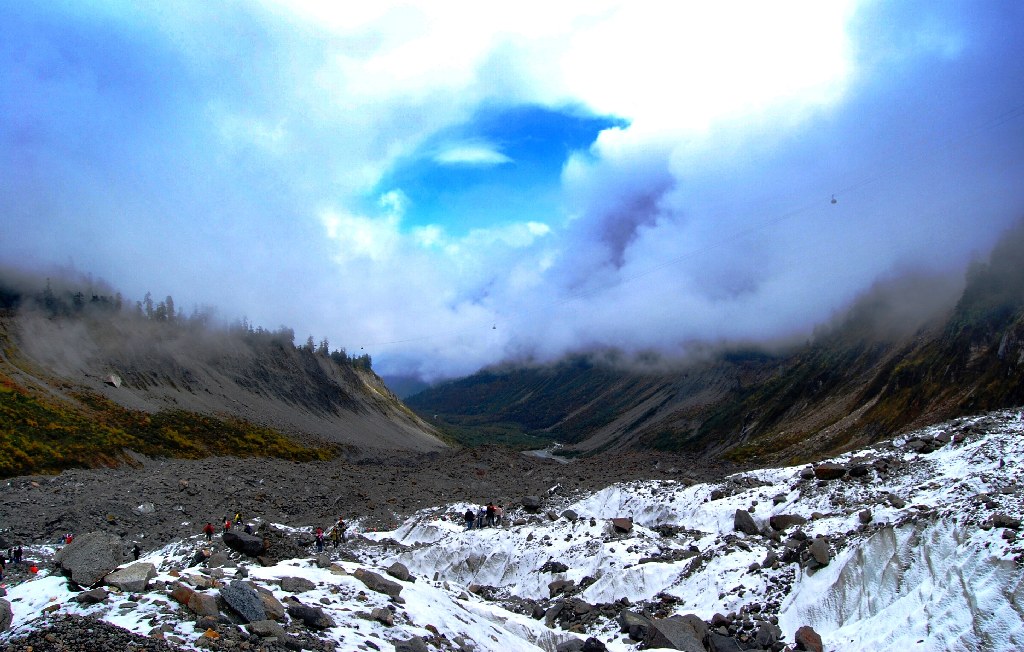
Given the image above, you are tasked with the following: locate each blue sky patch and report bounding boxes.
[376,104,627,233]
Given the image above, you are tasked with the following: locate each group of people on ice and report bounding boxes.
[314,517,347,552]
[464,502,503,529]
[200,512,350,555]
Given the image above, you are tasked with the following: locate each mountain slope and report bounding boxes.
[409,221,1024,464]
[0,280,445,477]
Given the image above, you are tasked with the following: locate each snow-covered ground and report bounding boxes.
[2,410,1023,651]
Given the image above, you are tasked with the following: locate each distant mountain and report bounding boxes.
[0,272,445,478]
[382,373,432,399]
[408,221,1024,464]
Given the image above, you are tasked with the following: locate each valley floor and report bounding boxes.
[1,410,1023,651]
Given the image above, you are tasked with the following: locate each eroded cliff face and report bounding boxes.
[1,309,446,460]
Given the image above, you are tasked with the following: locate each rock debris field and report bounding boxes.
[0,411,1023,651]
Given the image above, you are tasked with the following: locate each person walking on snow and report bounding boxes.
[464,508,475,530]
[203,522,215,541]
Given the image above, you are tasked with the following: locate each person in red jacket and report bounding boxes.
[203,522,215,541]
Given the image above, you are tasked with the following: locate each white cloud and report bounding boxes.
[434,143,512,166]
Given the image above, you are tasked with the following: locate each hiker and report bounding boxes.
[14,546,23,564]
[464,508,475,530]
[244,522,254,535]
[486,503,495,527]
[203,522,215,541]
[64,533,73,545]
[28,563,38,574]
[329,524,341,549]
[315,526,325,553]
[223,517,232,532]
[494,504,504,527]
[0,551,6,580]
[234,512,242,526]
[132,544,141,561]
[477,505,487,528]
[336,517,347,543]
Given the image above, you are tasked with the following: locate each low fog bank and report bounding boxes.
[410,217,1024,388]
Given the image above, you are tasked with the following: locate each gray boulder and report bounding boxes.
[287,603,336,629]
[54,531,124,587]
[369,606,394,626]
[105,562,156,593]
[353,568,402,599]
[0,598,11,632]
[394,636,430,652]
[246,619,288,643]
[643,614,707,652]
[220,580,267,623]
[809,537,831,565]
[617,609,653,641]
[707,632,744,652]
[522,496,542,512]
[769,514,808,531]
[223,531,265,556]
[73,588,109,605]
[733,509,759,535]
[279,576,316,593]
[386,562,412,582]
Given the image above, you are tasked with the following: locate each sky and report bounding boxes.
[2,1,1024,382]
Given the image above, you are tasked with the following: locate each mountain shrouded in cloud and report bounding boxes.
[2,1,1023,383]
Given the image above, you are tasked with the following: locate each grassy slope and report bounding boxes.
[0,369,336,478]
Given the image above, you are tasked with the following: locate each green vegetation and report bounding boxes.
[0,372,335,479]
[429,419,553,450]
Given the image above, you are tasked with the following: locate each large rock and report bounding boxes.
[353,568,403,599]
[53,531,124,587]
[104,562,156,593]
[220,580,267,623]
[809,538,831,565]
[707,632,744,652]
[813,463,847,480]
[610,518,633,533]
[246,619,288,643]
[394,636,430,652]
[279,576,316,593]
[0,598,11,632]
[769,514,808,531]
[643,614,707,652]
[733,509,759,535]
[73,588,109,605]
[795,625,824,652]
[522,496,542,512]
[287,603,336,629]
[387,562,412,582]
[617,609,653,641]
[256,588,287,621]
[170,584,219,617]
[223,531,265,556]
